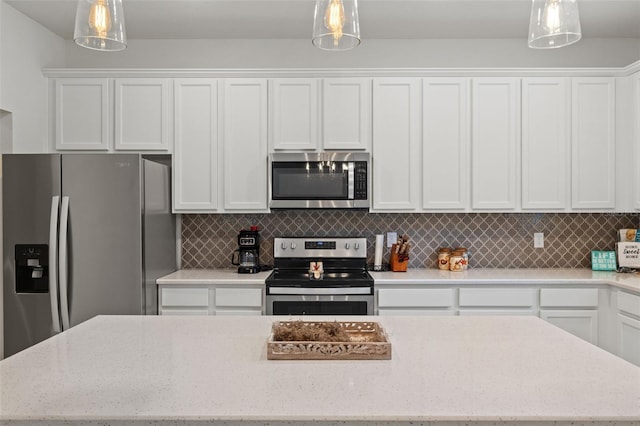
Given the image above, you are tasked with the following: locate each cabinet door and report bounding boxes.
[159,287,211,315]
[372,78,421,211]
[173,79,219,212]
[618,314,640,366]
[571,77,616,209]
[540,310,599,345]
[471,78,520,210]
[222,79,268,211]
[114,78,170,151]
[55,78,110,150]
[322,78,371,150]
[422,78,470,210]
[271,79,319,151]
[522,78,570,210]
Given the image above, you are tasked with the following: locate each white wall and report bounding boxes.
[64,38,640,69]
[0,1,66,153]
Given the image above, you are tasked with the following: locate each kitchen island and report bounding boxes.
[1,315,639,426]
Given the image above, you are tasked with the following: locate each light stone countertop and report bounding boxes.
[370,268,640,293]
[156,268,272,285]
[157,268,640,294]
[0,315,639,426]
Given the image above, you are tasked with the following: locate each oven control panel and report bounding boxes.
[274,237,367,258]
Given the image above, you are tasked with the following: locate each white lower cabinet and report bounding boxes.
[616,291,640,366]
[377,288,454,315]
[539,288,599,345]
[540,310,599,345]
[459,287,535,307]
[458,287,536,316]
[159,285,264,315]
[617,314,640,366]
[159,287,210,316]
[215,287,263,316]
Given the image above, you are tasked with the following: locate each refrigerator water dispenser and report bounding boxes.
[15,244,49,293]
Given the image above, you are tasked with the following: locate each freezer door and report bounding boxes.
[142,158,176,315]
[61,154,143,327]
[3,154,61,357]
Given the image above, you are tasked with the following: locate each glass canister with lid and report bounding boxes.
[449,250,466,272]
[454,247,469,271]
[437,248,451,270]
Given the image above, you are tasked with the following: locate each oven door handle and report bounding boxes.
[268,286,372,295]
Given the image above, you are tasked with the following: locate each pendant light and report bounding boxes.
[312,0,361,51]
[528,0,581,49]
[74,0,127,51]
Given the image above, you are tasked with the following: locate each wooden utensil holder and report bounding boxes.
[389,244,408,272]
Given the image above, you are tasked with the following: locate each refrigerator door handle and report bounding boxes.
[59,196,71,331]
[49,196,62,333]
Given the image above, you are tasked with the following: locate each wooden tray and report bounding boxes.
[267,321,391,360]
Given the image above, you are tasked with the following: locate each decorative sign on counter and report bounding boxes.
[267,321,391,360]
[616,243,640,269]
[591,250,617,271]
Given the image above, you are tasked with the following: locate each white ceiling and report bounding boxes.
[5,0,640,40]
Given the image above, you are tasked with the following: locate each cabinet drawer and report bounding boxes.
[540,288,598,307]
[161,288,209,307]
[378,308,455,316]
[215,288,262,307]
[458,288,535,307]
[618,291,640,317]
[377,288,454,308]
[215,309,262,316]
[160,309,209,316]
[459,309,536,316]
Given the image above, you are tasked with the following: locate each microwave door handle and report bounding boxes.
[49,196,62,333]
[348,162,355,199]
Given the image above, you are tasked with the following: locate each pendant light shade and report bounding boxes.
[528,0,581,49]
[74,0,127,51]
[312,0,361,51]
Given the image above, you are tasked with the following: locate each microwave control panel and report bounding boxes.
[354,162,367,200]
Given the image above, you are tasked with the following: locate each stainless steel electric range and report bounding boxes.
[265,237,374,315]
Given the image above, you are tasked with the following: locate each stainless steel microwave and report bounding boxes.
[269,152,370,209]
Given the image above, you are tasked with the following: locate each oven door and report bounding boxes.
[266,294,373,315]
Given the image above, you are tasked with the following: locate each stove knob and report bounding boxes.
[354,242,360,250]
[345,242,350,249]
[290,242,297,250]
[281,242,287,250]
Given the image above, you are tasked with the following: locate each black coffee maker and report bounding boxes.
[231,226,261,274]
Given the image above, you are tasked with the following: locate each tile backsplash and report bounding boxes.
[181,212,639,269]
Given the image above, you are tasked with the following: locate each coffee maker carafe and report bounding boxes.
[231,227,261,274]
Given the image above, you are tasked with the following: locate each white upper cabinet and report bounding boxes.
[173,79,219,212]
[270,79,319,151]
[114,78,171,151]
[55,78,110,150]
[222,79,269,211]
[322,78,371,150]
[521,78,570,210]
[422,78,470,210]
[471,78,520,210]
[372,78,421,211]
[571,77,616,209]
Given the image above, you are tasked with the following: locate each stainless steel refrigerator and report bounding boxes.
[3,154,176,357]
